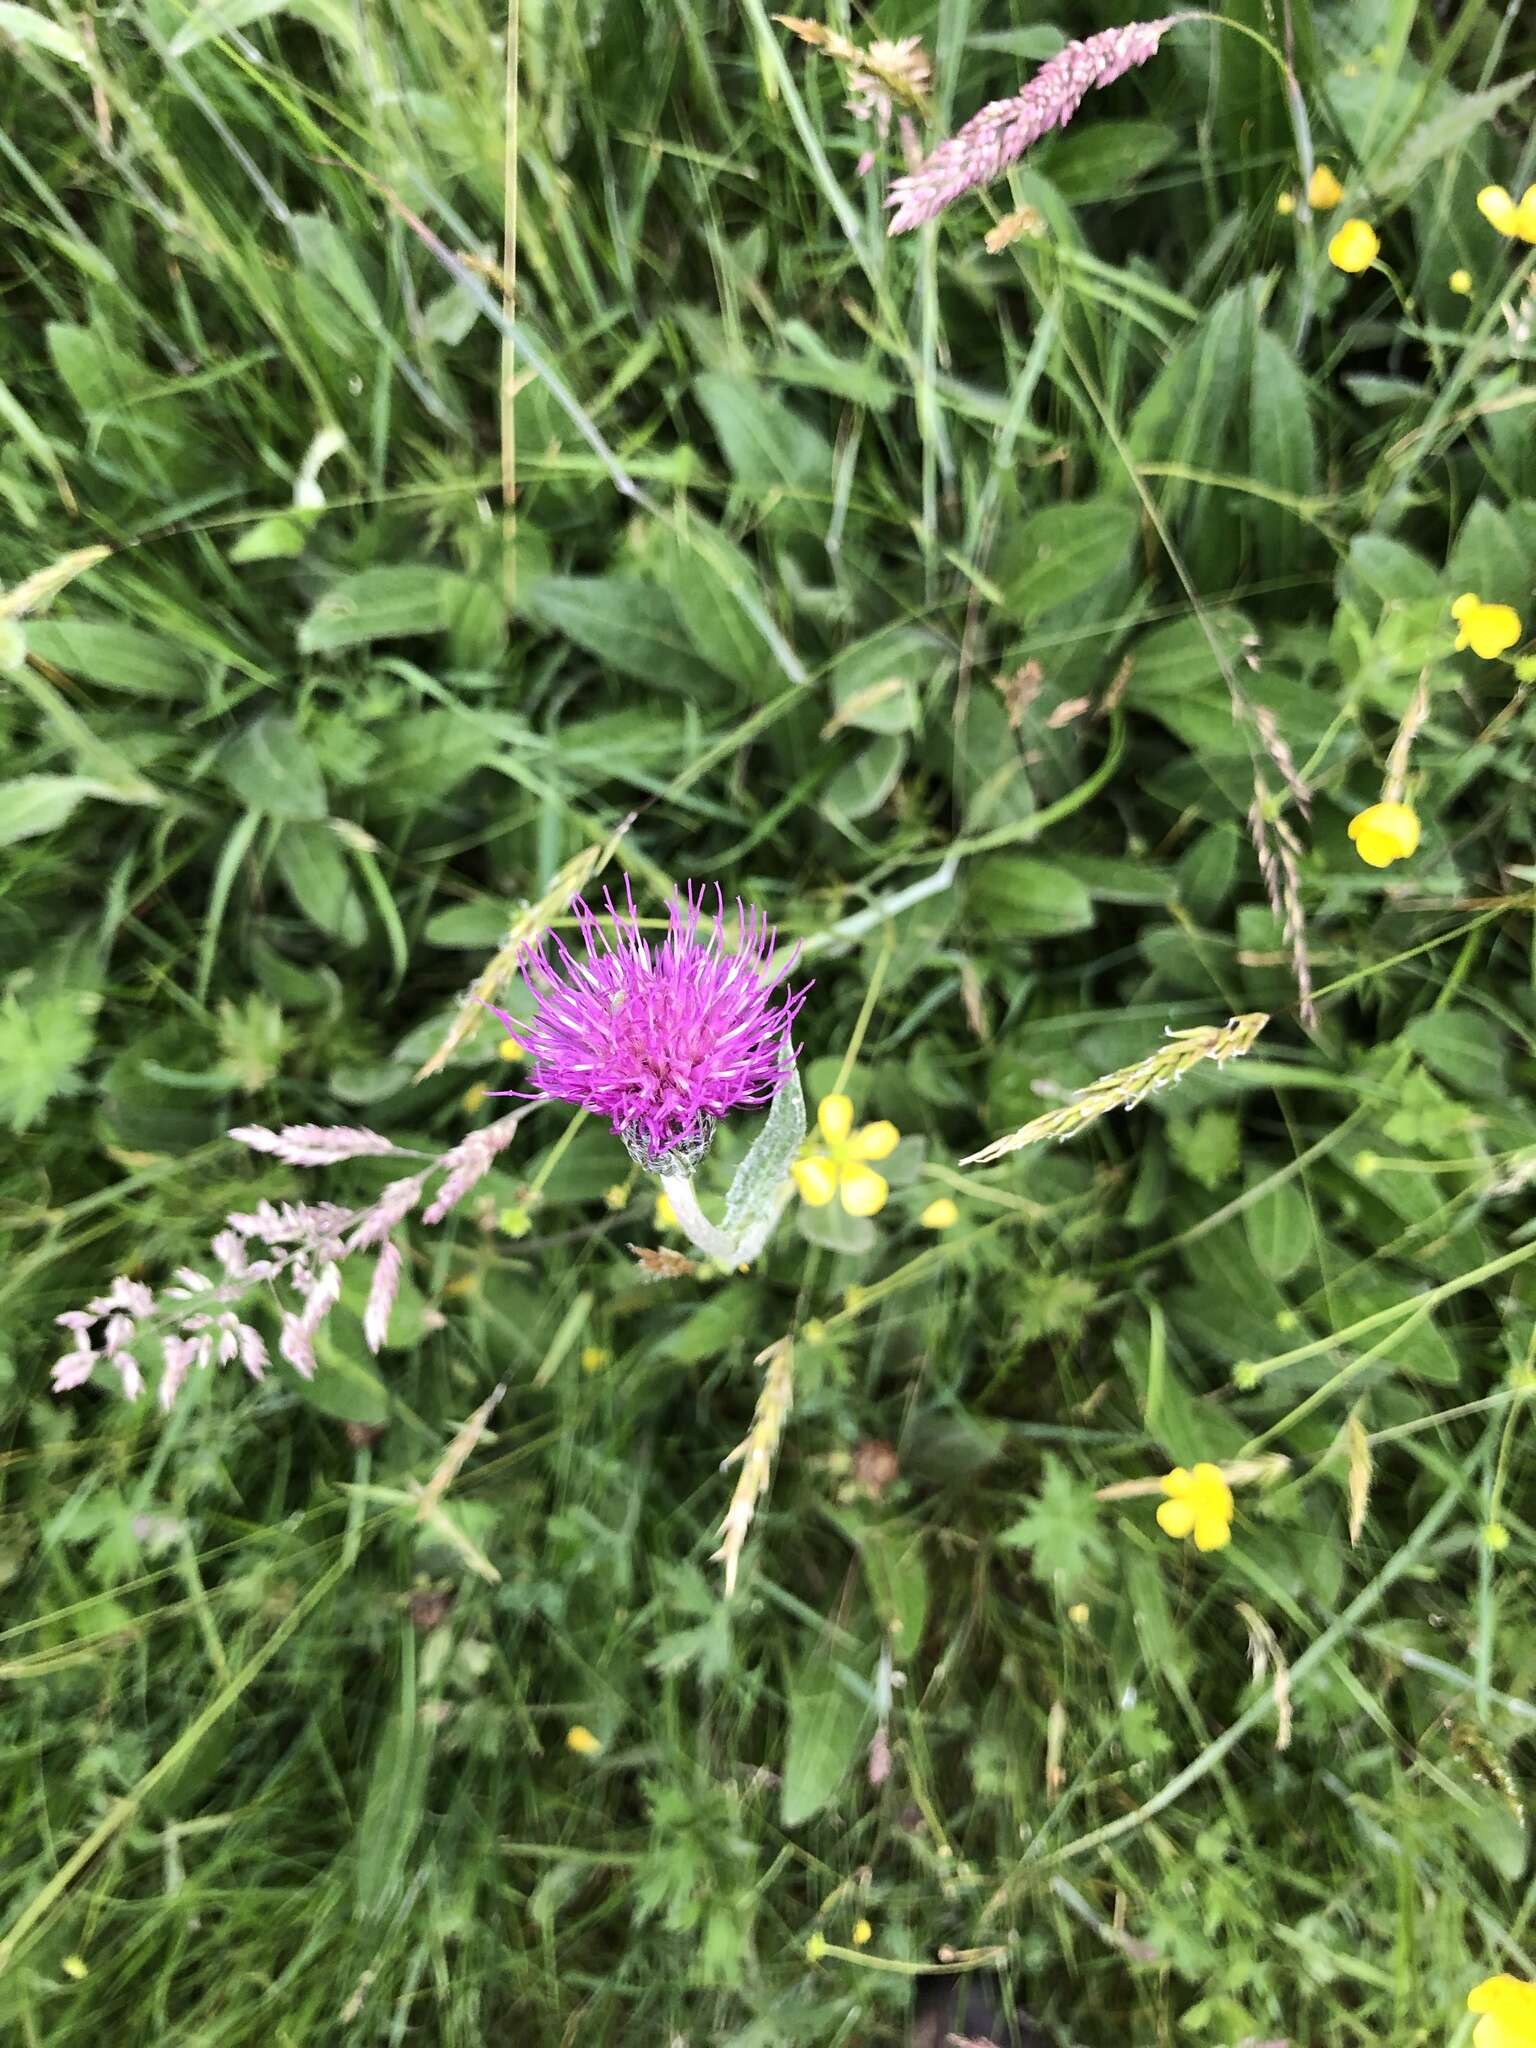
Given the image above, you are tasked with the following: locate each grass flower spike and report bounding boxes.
[1306,163,1343,209]
[1348,801,1420,869]
[1328,218,1379,273]
[1453,593,1523,660]
[1477,185,1536,243]
[885,16,1181,234]
[500,881,807,1176]
[1468,1975,1536,2048]
[793,1093,899,1216]
[1156,1464,1234,1551]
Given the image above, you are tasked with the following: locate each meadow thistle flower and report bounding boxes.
[1328,218,1379,273]
[792,1093,899,1216]
[1468,1975,1536,2048]
[1450,268,1473,295]
[920,1195,960,1230]
[496,881,807,1176]
[1156,1464,1234,1551]
[1453,593,1523,660]
[885,16,1181,234]
[1348,801,1420,869]
[1306,163,1343,209]
[1477,185,1536,244]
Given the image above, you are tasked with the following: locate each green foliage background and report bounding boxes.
[1,0,1534,2041]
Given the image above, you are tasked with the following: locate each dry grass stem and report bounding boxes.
[714,1337,795,1595]
[1237,1602,1293,1752]
[963,1012,1269,1165]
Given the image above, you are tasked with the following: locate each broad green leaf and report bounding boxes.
[1447,501,1527,614]
[819,735,905,822]
[781,1648,868,1827]
[694,371,832,495]
[25,619,202,697]
[523,576,726,696]
[995,497,1139,626]
[665,525,773,692]
[1403,1008,1508,1101]
[0,3,86,63]
[220,715,327,819]
[1168,1109,1241,1191]
[1248,332,1317,574]
[999,1457,1108,1588]
[1377,74,1534,196]
[1243,1169,1313,1281]
[723,1068,805,1257]
[168,0,358,55]
[826,626,935,735]
[1043,120,1179,203]
[273,823,367,945]
[292,1315,392,1423]
[0,775,109,845]
[859,1521,928,1654]
[968,857,1095,938]
[1343,534,1439,608]
[299,567,473,654]
[0,990,97,1131]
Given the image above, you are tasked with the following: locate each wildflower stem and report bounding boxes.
[657,1174,741,1266]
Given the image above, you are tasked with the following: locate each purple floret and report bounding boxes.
[492,881,808,1174]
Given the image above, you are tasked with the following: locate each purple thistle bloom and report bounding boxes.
[490,882,808,1175]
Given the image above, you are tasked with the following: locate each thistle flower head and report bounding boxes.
[504,881,808,1175]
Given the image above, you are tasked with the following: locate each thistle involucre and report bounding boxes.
[498,882,808,1175]
[886,16,1181,234]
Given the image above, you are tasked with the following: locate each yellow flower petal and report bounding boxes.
[1328,218,1379,274]
[1468,1975,1536,2048]
[654,1192,679,1230]
[1478,184,1519,234]
[850,1119,900,1162]
[1516,187,1536,244]
[1348,802,1421,869]
[1159,1466,1193,1498]
[792,1155,840,1207]
[920,1196,960,1230]
[565,1725,603,1756]
[818,1093,854,1145]
[1193,1511,1233,1552]
[1451,593,1523,660]
[1156,1497,1196,1540]
[1307,163,1343,210]
[839,1164,889,1217]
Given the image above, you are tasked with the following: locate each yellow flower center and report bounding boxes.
[1348,802,1421,869]
[1453,591,1523,661]
[1328,218,1379,273]
[792,1093,900,1217]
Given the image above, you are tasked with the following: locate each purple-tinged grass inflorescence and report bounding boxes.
[492,881,808,1175]
[885,16,1181,235]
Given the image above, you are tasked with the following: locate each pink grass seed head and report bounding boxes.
[498,881,809,1176]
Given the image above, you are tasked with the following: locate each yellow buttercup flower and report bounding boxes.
[1453,592,1523,660]
[920,1196,959,1231]
[1307,163,1343,209]
[1449,268,1473,295]
[565,1725,603,1756]
[1477,184,1536,244]
[497,1034,525,1062]
[792,1093,900,1218]
[1156,1464,1234,1552]
[1348,802,1421,869]
[1328,218,1379,273]
[1468,1974,1536,2048]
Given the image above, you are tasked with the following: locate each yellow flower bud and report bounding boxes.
[565,1725,603,1756]
[1449,268,1473,295]
[580,1345,608,1374]
[920,1196,960,1230]
[1306,164,1343,210]
[852,1918,873,1947]
[1275,190,1296,216]
[1328,218,1379,273]
[1347,802,1421,869]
